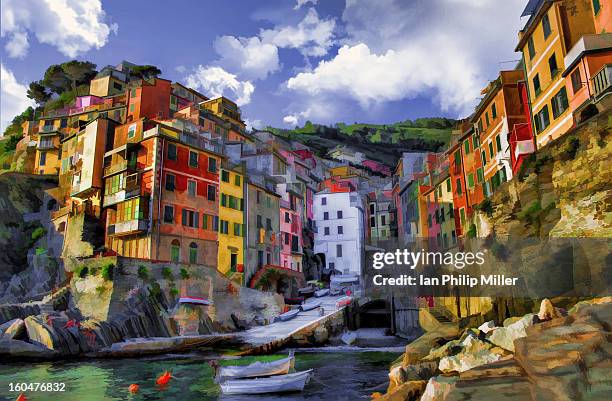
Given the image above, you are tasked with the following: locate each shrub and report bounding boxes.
[477,199,493,216]
[161,266,174,281]
[31,227,46,242]
[96,285,106,295]
[149,281,162,298]
[76,265,89,278]
[35,247,47,256]
[467,224,477,239]
[137,265,149,280]
[169,287,179,297]
[101,263,114,281]
[517,200,542,225]
[179,268,190,280]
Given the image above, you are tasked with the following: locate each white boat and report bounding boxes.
[219,369,313,395]
[278,308,300,321]
[335,296,353,308]
[178,296,212,305]
[217,352,294,380]
[314,289,329,298]
[299,300,322,312]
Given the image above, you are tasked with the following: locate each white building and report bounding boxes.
[313,190,365,276]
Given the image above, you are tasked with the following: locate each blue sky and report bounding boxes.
[1,0,528,133]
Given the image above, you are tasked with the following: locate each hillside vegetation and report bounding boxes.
[266,118,456,167]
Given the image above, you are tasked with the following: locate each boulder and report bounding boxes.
[24,315,81,355]
[488,313,534,352]
[536,298,563,321]
[378,380,427,401]
[313,326,328,344]
[477,320,497,334]
[388,361,437,392]
[402,324,459,366]
[438,335,507,373]
[420,376,458,401]
[0,339,58,359]
[0,318,25,340]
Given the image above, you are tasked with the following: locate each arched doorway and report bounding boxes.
[171,239,180,262]
[359,299,391,328]
[189,242,198,264]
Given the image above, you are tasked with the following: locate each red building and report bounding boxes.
[509,80,536,175]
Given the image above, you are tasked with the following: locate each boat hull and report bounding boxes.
[300,300,322,311]
[220,370,313,395]
[279,309,300,321]
[218,356,293,380]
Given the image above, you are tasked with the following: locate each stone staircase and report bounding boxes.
[428,306,455,324]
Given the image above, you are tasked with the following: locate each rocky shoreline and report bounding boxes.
[376,297,612,401]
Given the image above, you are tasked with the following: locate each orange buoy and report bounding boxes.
[128,383,139,394]
[156,371,172,386]
[15,394,27,401]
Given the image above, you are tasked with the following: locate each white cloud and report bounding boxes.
[294,0,318,10]
[244,118,263,131]
[185,66,255,107]
[286,0,525,119]
[260,8,335,58]
[283,114,299,126]
[175,65,187,74]
[214,35,280,80]
[1,64,36,134]
[0,0,117,58]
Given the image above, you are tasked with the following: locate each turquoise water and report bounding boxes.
[0,350,400,401]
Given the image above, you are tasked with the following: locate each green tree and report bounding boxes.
[27,82,51,104]
[131,65,162,80]
[61,60,97,93]
[42,65,72,94]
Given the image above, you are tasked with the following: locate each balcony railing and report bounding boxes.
[107,218,148,237]
[103,160,128,177]
[37,139,56,149]
[102,186,142,208]
[591,64,611,100]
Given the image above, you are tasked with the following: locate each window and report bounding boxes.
[324,227,330,235]
[39,151,47,166]
[478,119,483,134]
[370,216,376,227]
[548,54,559,77]
[495,135,502,152]
[533,74,541,95]
[165,174,175,191]
[219,220,229,234]
[266,218,272,230]
[534,105,551,133]
[321,197,327,205]
[593,0,601,14]
[171,240,180,262]
[570,70,583,93]
[284,232,290,244]
[467,173,475,188]
[221,170,229,182]
[456,179,462,196]
[221,194,227,207]
[207,185,215,201]
[167,143,177,161]
[528,37,535,59]
[446,178,451,192]
[164,205,174,223]
[381,215,386,225]
[130,88,137,98]
[477,168,484,184]
[129,104,135,113]
[454,151,461,166]
[472,134,480,148]
[128,123,137,138]
[552,87,569,119]
[233,223,241,236]
[202,214,211,230]
[189,151,198,168]
[542,14,551,39]
[182,209,199,228]
[485,112,490,127]
[188,180,196,197]
[336,244,343,258]
[113,82,123,91]
[189,242,198,264]
[256,190,261,204]
[337,210,343,219]
[257,215,263,228]
[208,157,217,173]
[338,225,343,234]
[213,216,219,231]
[460,208,466,225]
[488,142,494,158]
[285,212,290,223]
[324,212,329,220]
[491,102,497,119]
[464,140,471,154]
[60,118,68,128]
[481,150,487,166]
[234,175,241,186]
[329,262,335,270]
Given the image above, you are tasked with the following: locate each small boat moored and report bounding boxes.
[335,296,353,308]
[299,300,322,312]
[278,308,300,321]
[217,352,295,380]
[219,369,313,395]
[314,288,329,298]
[178,296,212,305]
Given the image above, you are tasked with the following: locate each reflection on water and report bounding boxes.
[0,351,400,401]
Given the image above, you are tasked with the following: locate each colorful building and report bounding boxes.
[509,80,537,175]
[517,0,600,147]
[218,164,246,280]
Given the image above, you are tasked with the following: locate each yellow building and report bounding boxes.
[218,165,246,283]
[89,68,127,97]
[516,0,598,147]
[201,97,245,130]
[34,118,66,175]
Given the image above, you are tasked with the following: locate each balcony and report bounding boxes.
[102,185,142,207]
[286,182,303,196]
[103,160,129,177]
[37,139,57,150]
[107,218,148,237]
[591,64,611,101]
[564,34,612,73]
